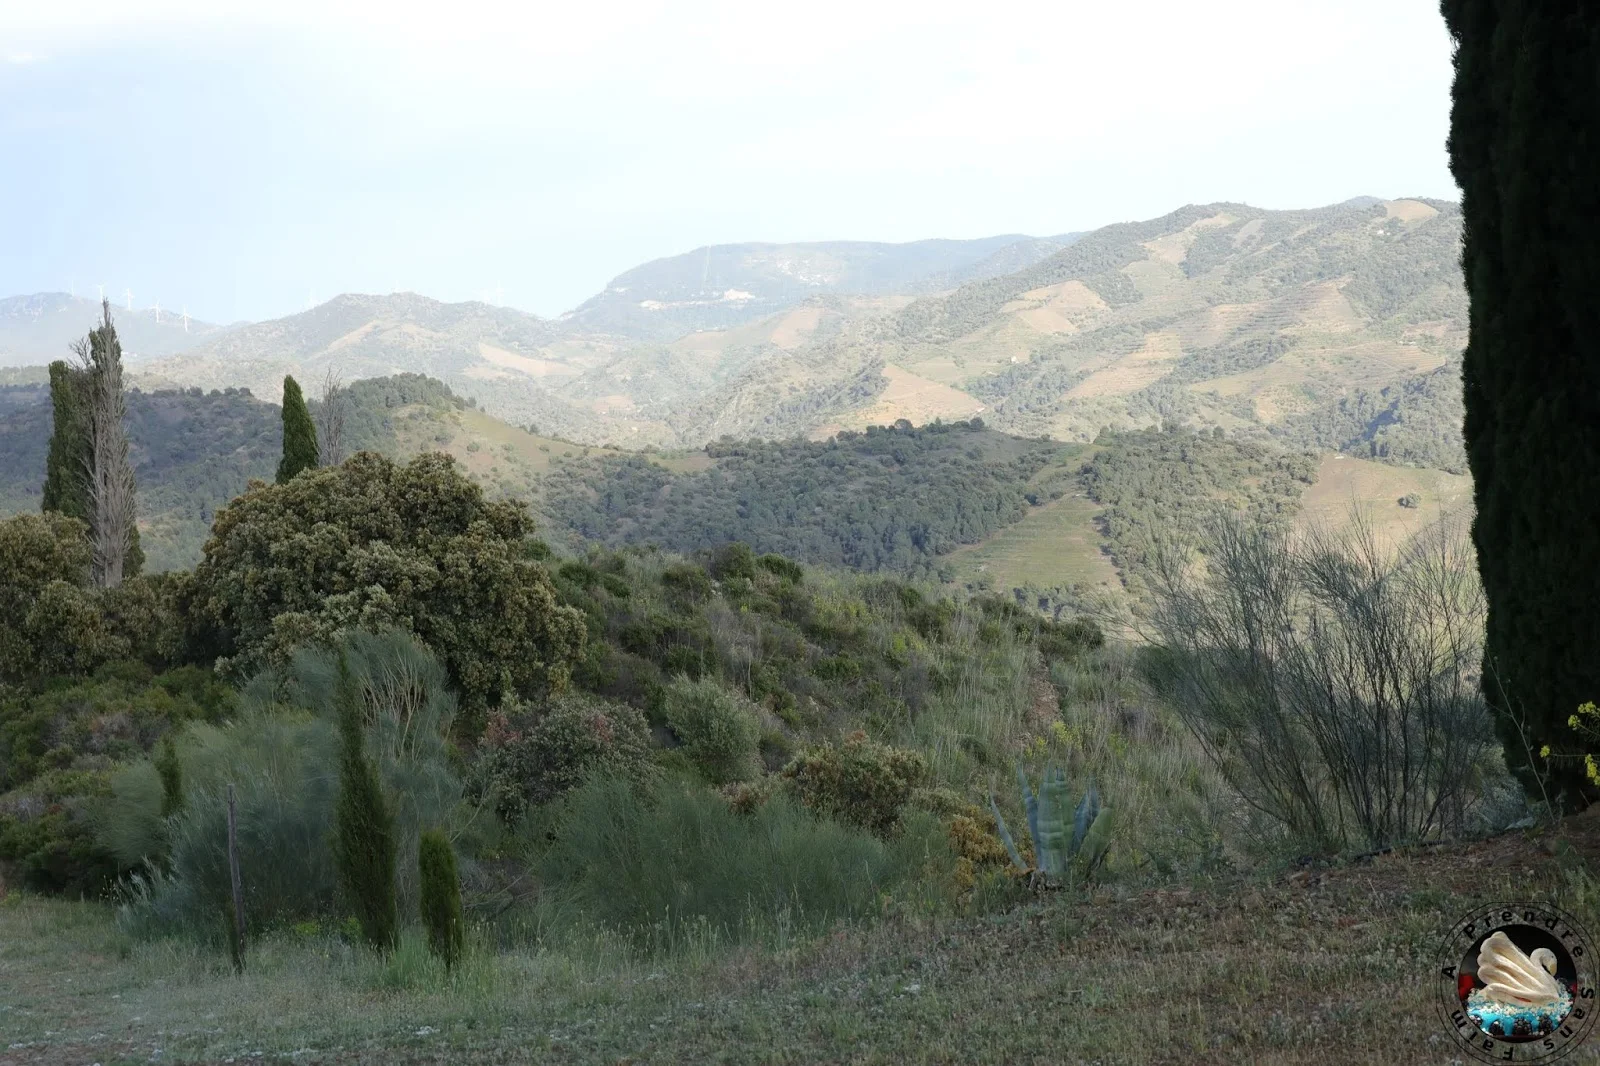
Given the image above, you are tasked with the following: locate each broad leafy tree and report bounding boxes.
[193,451,586,727]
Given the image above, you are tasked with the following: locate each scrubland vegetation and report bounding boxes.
[0,392,1569,1062]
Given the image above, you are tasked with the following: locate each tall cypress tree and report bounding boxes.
[332,651,398,952]
[1442,2,1600,805]
[418,829,463,971]
[41,360,91,523]
[82,303,142,584]
[277,375,319,484]
[45,306,142,581]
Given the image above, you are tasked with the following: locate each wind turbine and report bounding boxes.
[181,306,190,333]
[152,300,162,324]
[97,283,105,302]
[125,289,133,311]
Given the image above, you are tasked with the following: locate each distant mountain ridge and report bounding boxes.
[0,292,228,367]
[12,196,1468,471]
[559,233,1084,340]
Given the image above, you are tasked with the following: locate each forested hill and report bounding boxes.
[0,372,1343,595]
[0,383,280,572]
[535,420,1076,578]
[0,374,469,572]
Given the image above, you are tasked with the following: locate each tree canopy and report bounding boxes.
[192,451,586,724]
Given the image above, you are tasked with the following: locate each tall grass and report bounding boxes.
[105,630,467,942]
[531,774,952,955]
[1042,647,1238,876]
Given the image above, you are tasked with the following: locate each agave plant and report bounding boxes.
[989,764,1113,886]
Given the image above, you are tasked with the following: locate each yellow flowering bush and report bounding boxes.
[1542,702,1600,786]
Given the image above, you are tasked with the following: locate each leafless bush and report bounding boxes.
[1144,508,1500,853]
[316,367,348,467]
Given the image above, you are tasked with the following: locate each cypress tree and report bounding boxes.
[55,304,142,584]
[331,651,398,951]
[41,360,91,522]
[1442,2,1600,805]
[418,829,463,971]
[277,375,319,484]
[156,731,184,819]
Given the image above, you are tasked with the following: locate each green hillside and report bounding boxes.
[0,382,279,572]
[534,419,1073,577]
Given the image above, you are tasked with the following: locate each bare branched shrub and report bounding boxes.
[316,367,348,467]
[1144,508,1501,853]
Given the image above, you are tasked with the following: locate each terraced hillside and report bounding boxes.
[127,199,1467,463]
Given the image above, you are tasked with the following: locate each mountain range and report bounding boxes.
[0,293,228,367]
[3,197,1467,469]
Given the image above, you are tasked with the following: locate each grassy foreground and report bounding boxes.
[7,814,1600,1066]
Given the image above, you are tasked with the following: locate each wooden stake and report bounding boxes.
[227,783,245,971]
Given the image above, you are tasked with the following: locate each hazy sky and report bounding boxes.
[1,1,1459,324]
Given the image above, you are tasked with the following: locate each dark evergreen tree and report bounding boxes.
[331,651,398,951]
[276,375,319,484]
[1442,1,1600,804]
[156,731,184,819]
[418,829,463,970]
[41,360,91,523]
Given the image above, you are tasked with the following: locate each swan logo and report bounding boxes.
[1437,902,1598,1062]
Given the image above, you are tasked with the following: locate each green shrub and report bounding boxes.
[757,553,804,583]
[0,768,118,896]
[191,451,587,724]
[332,653,399,952]
[418,829,463,970]
[1037,616,1105,661]
[472,691,655,820]
[106,636,460,941]
[707,542,757,581]
[0,665,232,794]
[538,776,915,952]
[781,731,930,836]
[661,563,712,607]
[661,676,761,785]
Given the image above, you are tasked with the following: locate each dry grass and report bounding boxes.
[1297,455,1473,553]
[840,365,985,429]
[943,490,1120,594]
[1064,331,1183,399]
[7,816,1600,1065]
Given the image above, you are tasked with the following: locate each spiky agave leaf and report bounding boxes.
[1018,763,1043,871]
[1070,781,1100,859]
[1074,806,1115,880]
[988,790,1028,871]
[1037,766,1069,876]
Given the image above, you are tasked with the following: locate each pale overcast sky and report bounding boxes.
[0,1,1459,324]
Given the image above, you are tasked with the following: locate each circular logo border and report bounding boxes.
[1436,900,1600,1063]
